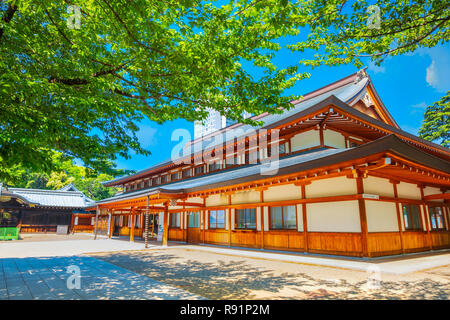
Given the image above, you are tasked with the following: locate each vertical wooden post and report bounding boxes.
[260,189,264,249]
[419,186,433,250]
[130,208,135,242]
[70,213,75,234]
[392,181,405,254]
[301,184,309,253]
[108,210,114,239]
[162,203,169,247]
[145,196,149,248]
[356,176,369,257]
[228,194,232,247]
[94,206,99,240]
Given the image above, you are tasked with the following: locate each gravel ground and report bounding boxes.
[91,247,450,300]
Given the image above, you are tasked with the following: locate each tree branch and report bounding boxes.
[0,2,18,43]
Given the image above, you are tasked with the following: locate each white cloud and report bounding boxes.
[367,61,386,74]
[419,46,450,92]
[409,101,428,114]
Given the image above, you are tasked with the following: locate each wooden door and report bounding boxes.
[187,212,201,243]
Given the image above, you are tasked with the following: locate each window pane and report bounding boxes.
[402,205,410,229]
[188,212,194,228]
[209,211,216,228]
[216,210,225,229]
[246,208,256,229]
[270,207,283,229]
[285,206,297,229]
[411,205,421,229]
[194,212,200,227]
[236,209,246,229]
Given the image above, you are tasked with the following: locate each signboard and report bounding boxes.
[362,193,380,200]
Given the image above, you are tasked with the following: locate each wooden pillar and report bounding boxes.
[228,194,232,247]
[162,203,169,247]
[130,208,135,242]
[260,189,264,249]
[301,184,309,253]
[94,206,99,240]
[392,181,405,254]
[356,176,369,257]
[145,196,150,248]
[70,214,75,234]
[419,186,433,250]
[108,210,114,239]
[202,210,205,243]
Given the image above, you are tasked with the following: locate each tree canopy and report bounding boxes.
[0,0,308,182]
[3,152,121,200]
[419,91,449,148]
[1,0,449,183]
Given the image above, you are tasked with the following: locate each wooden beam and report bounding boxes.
[419,186,433,250]
[301,184,308,253]
[423,193,450,201]
[130,208,135,242]
[356,177,369,257]
[260,189,264,249]
[162,203,169,247]
[392,182,405,254]
[94,206,99,240]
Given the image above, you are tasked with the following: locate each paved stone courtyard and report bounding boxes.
[0,235,449,300]
[92,248,450,300]
[0,255,199,300]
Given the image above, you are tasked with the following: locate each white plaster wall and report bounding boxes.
[263,206,269,231]
[296,204,304,232]
[264,184,301,202]
[232,190,260,205]
[256,207,261,231]
[323,129,345,148]
[186,196,205,205]
[205,194,228,206]
[225,209,229,230]
[290,130,320,152]
[365,201,399,232]
[306,200,361,232]
[306,176,356,198]
[397,182,421,200]
[230,208,235,230]
[363,176,395,198]
[423,186,442,197]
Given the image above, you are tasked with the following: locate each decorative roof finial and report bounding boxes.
[354,67,368,84]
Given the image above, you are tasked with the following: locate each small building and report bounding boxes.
[0,183,94,233]
[88,69,449,257]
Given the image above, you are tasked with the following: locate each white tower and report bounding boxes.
[194,109,252,139]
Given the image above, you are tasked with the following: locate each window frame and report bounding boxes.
[235,208,257,230]
[209,210,226,229]
[402,203,423,231]
[429,206,446,231]
[160,174,168,184]
[269,205,297,230]
[170,171,179,182]
[208,161,222,173]
[193,165,205,176]
[188,211,201,228]
[169,212,181,228]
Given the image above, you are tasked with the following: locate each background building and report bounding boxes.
[194,108,252,139]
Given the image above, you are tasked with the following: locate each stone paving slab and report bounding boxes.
[182,245,450,275]
[0,239,150,258]
[0,256,201,300]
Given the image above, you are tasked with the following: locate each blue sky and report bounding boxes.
[115,42,450,172]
